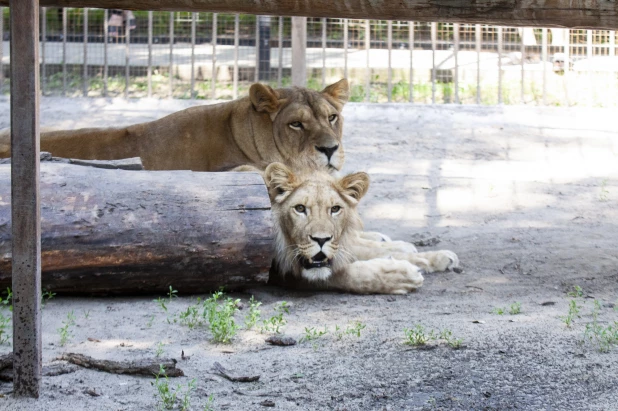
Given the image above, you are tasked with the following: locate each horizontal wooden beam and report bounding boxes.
[0,0,617,30]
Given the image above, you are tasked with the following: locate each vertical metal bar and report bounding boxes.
[103,9,108,97]
[610,30,616,57]
[365,19,370,102]
[148,11,153,98]
[453,23,459,104]
[343,19,348,79]
[291,16,307,87]
[62,7,67,96]
[169,12,174,98]
[211,13,217,99]
[387,20,392,102]
[587,29,593,106]
[476,24,481,104]
[322,17,326,89]
[563,29,570,106]
[125,13,130,99]
[431,22,436,104]
[83,8,88,97]
[542,27,548,105]
[191,12,196,99]
[0,7,3,95]
[233,14,239,99]
[521,26,525,104]
[254,16,259,83]
[40,7,46,95]
[10,0,42,397]
[496,27,503,105]
[409,21,414,103]
[277,16,283,87]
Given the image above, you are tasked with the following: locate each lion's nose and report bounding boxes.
[310,236,332,248]
[315,145,339,161]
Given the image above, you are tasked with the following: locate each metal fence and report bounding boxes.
[1,8,618,106]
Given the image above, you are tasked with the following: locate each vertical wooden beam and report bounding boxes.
[211,13,217,99]
[291,16,307,87]
[364,19,370,101]
[498,26,503,104]
[0,7,3,94]
[103,8,108,97]
[233,14,239,99]
[277,16,283,87]
[10,0,42,398]
[190,12,196,99]
[83,8,88,97]
[409,21,414,103]
[125,14,130,99]
[431,22,436,104]
[62,8,67,96]
[169,12,174,98]
[387,20,392,102]
[453,23,459,104]
[322,17,327,89]
[41,7,47,95]
[147,11,153,98]
[542,27,548,105]
[476,24,481,104]
[343,19,348,79]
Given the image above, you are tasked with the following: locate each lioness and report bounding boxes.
[265,162,460,294]
[0,80,349,172]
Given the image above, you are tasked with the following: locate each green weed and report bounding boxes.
[403,324,435,346]
[562,299,581,328]
[599,179,609,202]
[58,311,76,346]
[299,326,328,344]
[260,301,290,334]
[583,300,618,352]
[245,296,262,330]
[567,285,584,298]
[508,302,522,315]
[155,342,165,358]
[204,292,240,343]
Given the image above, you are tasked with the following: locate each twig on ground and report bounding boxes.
[58,353,184,377]
[212,362,260,382]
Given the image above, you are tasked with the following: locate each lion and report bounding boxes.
[264,162,460,294]
[0,80,349,172]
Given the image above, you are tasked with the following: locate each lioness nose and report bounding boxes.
[310,236,332,248]
[315,145,339,161]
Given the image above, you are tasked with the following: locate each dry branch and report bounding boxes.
[211,361,260,382]
[0,0,616,29]
[58,353,184,377]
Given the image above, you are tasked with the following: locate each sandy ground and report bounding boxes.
[0,98,617,410]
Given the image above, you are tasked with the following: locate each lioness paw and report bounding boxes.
[421,250,460,273]
[377,259,425,294]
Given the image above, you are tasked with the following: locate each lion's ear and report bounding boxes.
[338,172,370,203]
[322,79,349,106]
[250,83,281,113]
[264,162,298,202]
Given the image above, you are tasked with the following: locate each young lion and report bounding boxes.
[264,163,460,294]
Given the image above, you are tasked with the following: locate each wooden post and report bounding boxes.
[291,16,306,87]
[10,0,42,398]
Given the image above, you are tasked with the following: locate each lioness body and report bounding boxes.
[265,163,460,294]
[0,80,349,172]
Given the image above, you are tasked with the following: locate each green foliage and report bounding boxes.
[245,296,262,330]
[203,292,240,343]
[508,302,522,315]
[178,299,205,329]
[345,321,366,338]
[404,324,463,349]
[58,311,76,347]
[299,326,329,344]
[567,285,584,298]
[168,286,178,302]
[0,311,10,345]
[155,342,165,358]
[260,301,290,334]
[492,307,505,315]
[583,300,618,353]
[562,299,581,328]
[152,364,197,411]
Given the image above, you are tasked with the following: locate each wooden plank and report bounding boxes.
[1,0,618,30]
[291,17,307,87]
[0,164,273,295]
[9,0,41,398]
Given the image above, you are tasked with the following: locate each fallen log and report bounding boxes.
[0,163,273,295]
[58,353,184,377]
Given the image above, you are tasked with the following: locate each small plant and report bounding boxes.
[58,310,76,346]
[178,299,204,329]
[83,309,91,320]
[567,285,584,298]
[155,342,165,358]
[439,329,464,349]
[260,301,290,334]
[244,296,262,330]
[599,179,609,202]
[562,299,581,328]
[0,288,13,312]
[0,311,10,345]
[146,314,156,328]
[345,321,366,338]
[203,394,215,411]
[583,300,618,353]
[152,365,196,411]
[167,286,178,302]
[299,326,328,343]
[41,290,56,306]
[403,324,435,346]
[492,307,505,315]
[154,297,168,313]
[508,302,522,315]
[204,292,240,343]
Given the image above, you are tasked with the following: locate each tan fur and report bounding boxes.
[0,80,350,172]
[265,163,461,294]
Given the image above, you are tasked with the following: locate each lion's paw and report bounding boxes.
[378,259,425,294]
[421,250,460,273]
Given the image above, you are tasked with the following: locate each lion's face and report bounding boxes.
[250,80,349,172]
[265,163,369,282]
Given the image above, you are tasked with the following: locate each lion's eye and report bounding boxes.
[328,114,338,124]
[331,205,341,214]
[294,204,306,213]
[289,121,304,130]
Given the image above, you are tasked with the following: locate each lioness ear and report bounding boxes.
[338,172,370,203]
[264,162,298,202]
[250,83,281,113]
[322,79,349,106]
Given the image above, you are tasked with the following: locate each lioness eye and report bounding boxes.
[289,121,303,130]
[331,206,341,214]
[328,114,338,123]
[294,204,306,213]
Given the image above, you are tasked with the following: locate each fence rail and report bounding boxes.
[1,8,618,106]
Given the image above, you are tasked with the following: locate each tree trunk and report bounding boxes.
[0,163,273,295]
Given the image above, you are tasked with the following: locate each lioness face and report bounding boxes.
[250,79,349,172]
[265,163,369,282]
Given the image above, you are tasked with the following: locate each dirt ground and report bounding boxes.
[0,98,617,410]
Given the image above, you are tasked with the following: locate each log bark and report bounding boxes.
[0,0,616,30]
[58,353,184,377]
[0,163,273,295]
